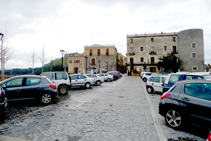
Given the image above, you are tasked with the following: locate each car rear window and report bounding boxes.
[169,75,182,85]
[26,78,41,86]
[186,75,203,80]
[184,83,211,100]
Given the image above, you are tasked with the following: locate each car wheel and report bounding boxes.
[85,82,91,88]
[96,80,101,86]
[59,85,68,95]
[107,78,111,82]
[41,94,52,104]
[165,109,183,129]
[143,78,147,82]
[147,87,153,94]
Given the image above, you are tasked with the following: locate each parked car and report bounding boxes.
[69,74,95,88]
[41,72,71,95]
[0,87,7,113]
[107,72,118,80]
[140,72,147,78]
[97,73,114,82]
[0,75,58,104]
[163,72,211,93]
[142,73,157,82]
[159,80,211,130]
[108,71,122,77]
[85,74,104,86]
[146,75,167,94]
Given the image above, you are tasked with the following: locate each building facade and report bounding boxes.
[68,53,85,74]
[126,28,204,72]
[84,44,118,72]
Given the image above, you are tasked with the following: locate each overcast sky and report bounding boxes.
[0,0,211,69]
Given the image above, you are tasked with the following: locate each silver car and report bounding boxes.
[85,74,104,86]
[97,73,114,82]
[69,74,95,88]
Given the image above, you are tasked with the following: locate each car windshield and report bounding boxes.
[169,75,182,85]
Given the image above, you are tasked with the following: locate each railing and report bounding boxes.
[128,52,135,55]
[171,51,178,54]
[127,32,177,37]
[149,51,156,55]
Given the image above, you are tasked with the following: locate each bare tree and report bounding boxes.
[39,44,48,73]
[28,51,37,74]
[0,30,15,79]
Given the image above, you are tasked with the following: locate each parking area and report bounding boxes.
[0,74,209,141]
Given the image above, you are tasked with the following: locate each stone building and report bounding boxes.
[84,44,118,72]
[126,28,204,72]
[68,53,85,74]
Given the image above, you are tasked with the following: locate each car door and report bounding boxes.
[20,77,42,99]
[70,75,78,86]
[77,75,87,86]
[4,77,24,100]
[178,83,211,129]
[151,76,162,92]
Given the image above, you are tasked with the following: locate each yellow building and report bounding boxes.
[68,53,85,74]
[84,44,118,72]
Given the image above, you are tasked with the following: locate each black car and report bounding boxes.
[0,87,7,113]
[159,80,211,130]
[0,75,58,104]
[108,73,118,80]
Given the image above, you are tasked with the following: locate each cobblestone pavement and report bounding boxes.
[0,74,209,141]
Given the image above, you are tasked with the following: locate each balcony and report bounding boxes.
[149,51,156,55]
[171,51,178,54]
[128,52,135,55]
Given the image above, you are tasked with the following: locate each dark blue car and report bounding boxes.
[0,75,58,104]
[159,80,211,130]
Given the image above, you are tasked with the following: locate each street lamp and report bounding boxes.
[60,50,65,71]
[98,60,101,73]
[107,62,108,72]
[85,56,88,74]
[0,33,3,40]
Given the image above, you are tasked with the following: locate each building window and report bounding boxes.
[192,43,196,48]
[151,46,154,52]
[140,57,144,62]
[69,59,72,63]
[164,46,167,51]
[192,66,198,71]
[98,49,100,56]
[106,49,109,55]
[130,39,133,43]
[92,58,95,65]
[151,38,154,42]
[90,49,92,56]
[173,46,176,53]
[173,37,176,42]
[192,53,197,58]
[151,57,154,64]
[74,59,80,63]
[140,47,143,51]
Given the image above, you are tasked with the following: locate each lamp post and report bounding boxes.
[0,33,3,40]
[98,60,101,73]
[85,56,88,74]
[60,50,65,71]
[107,62,108,72]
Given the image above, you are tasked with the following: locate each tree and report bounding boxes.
[158,53,182,73]
[39,44,48,73]
[28,51,37,74]
[0,30,15,79]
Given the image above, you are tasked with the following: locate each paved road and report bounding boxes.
[0,74,209,141]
